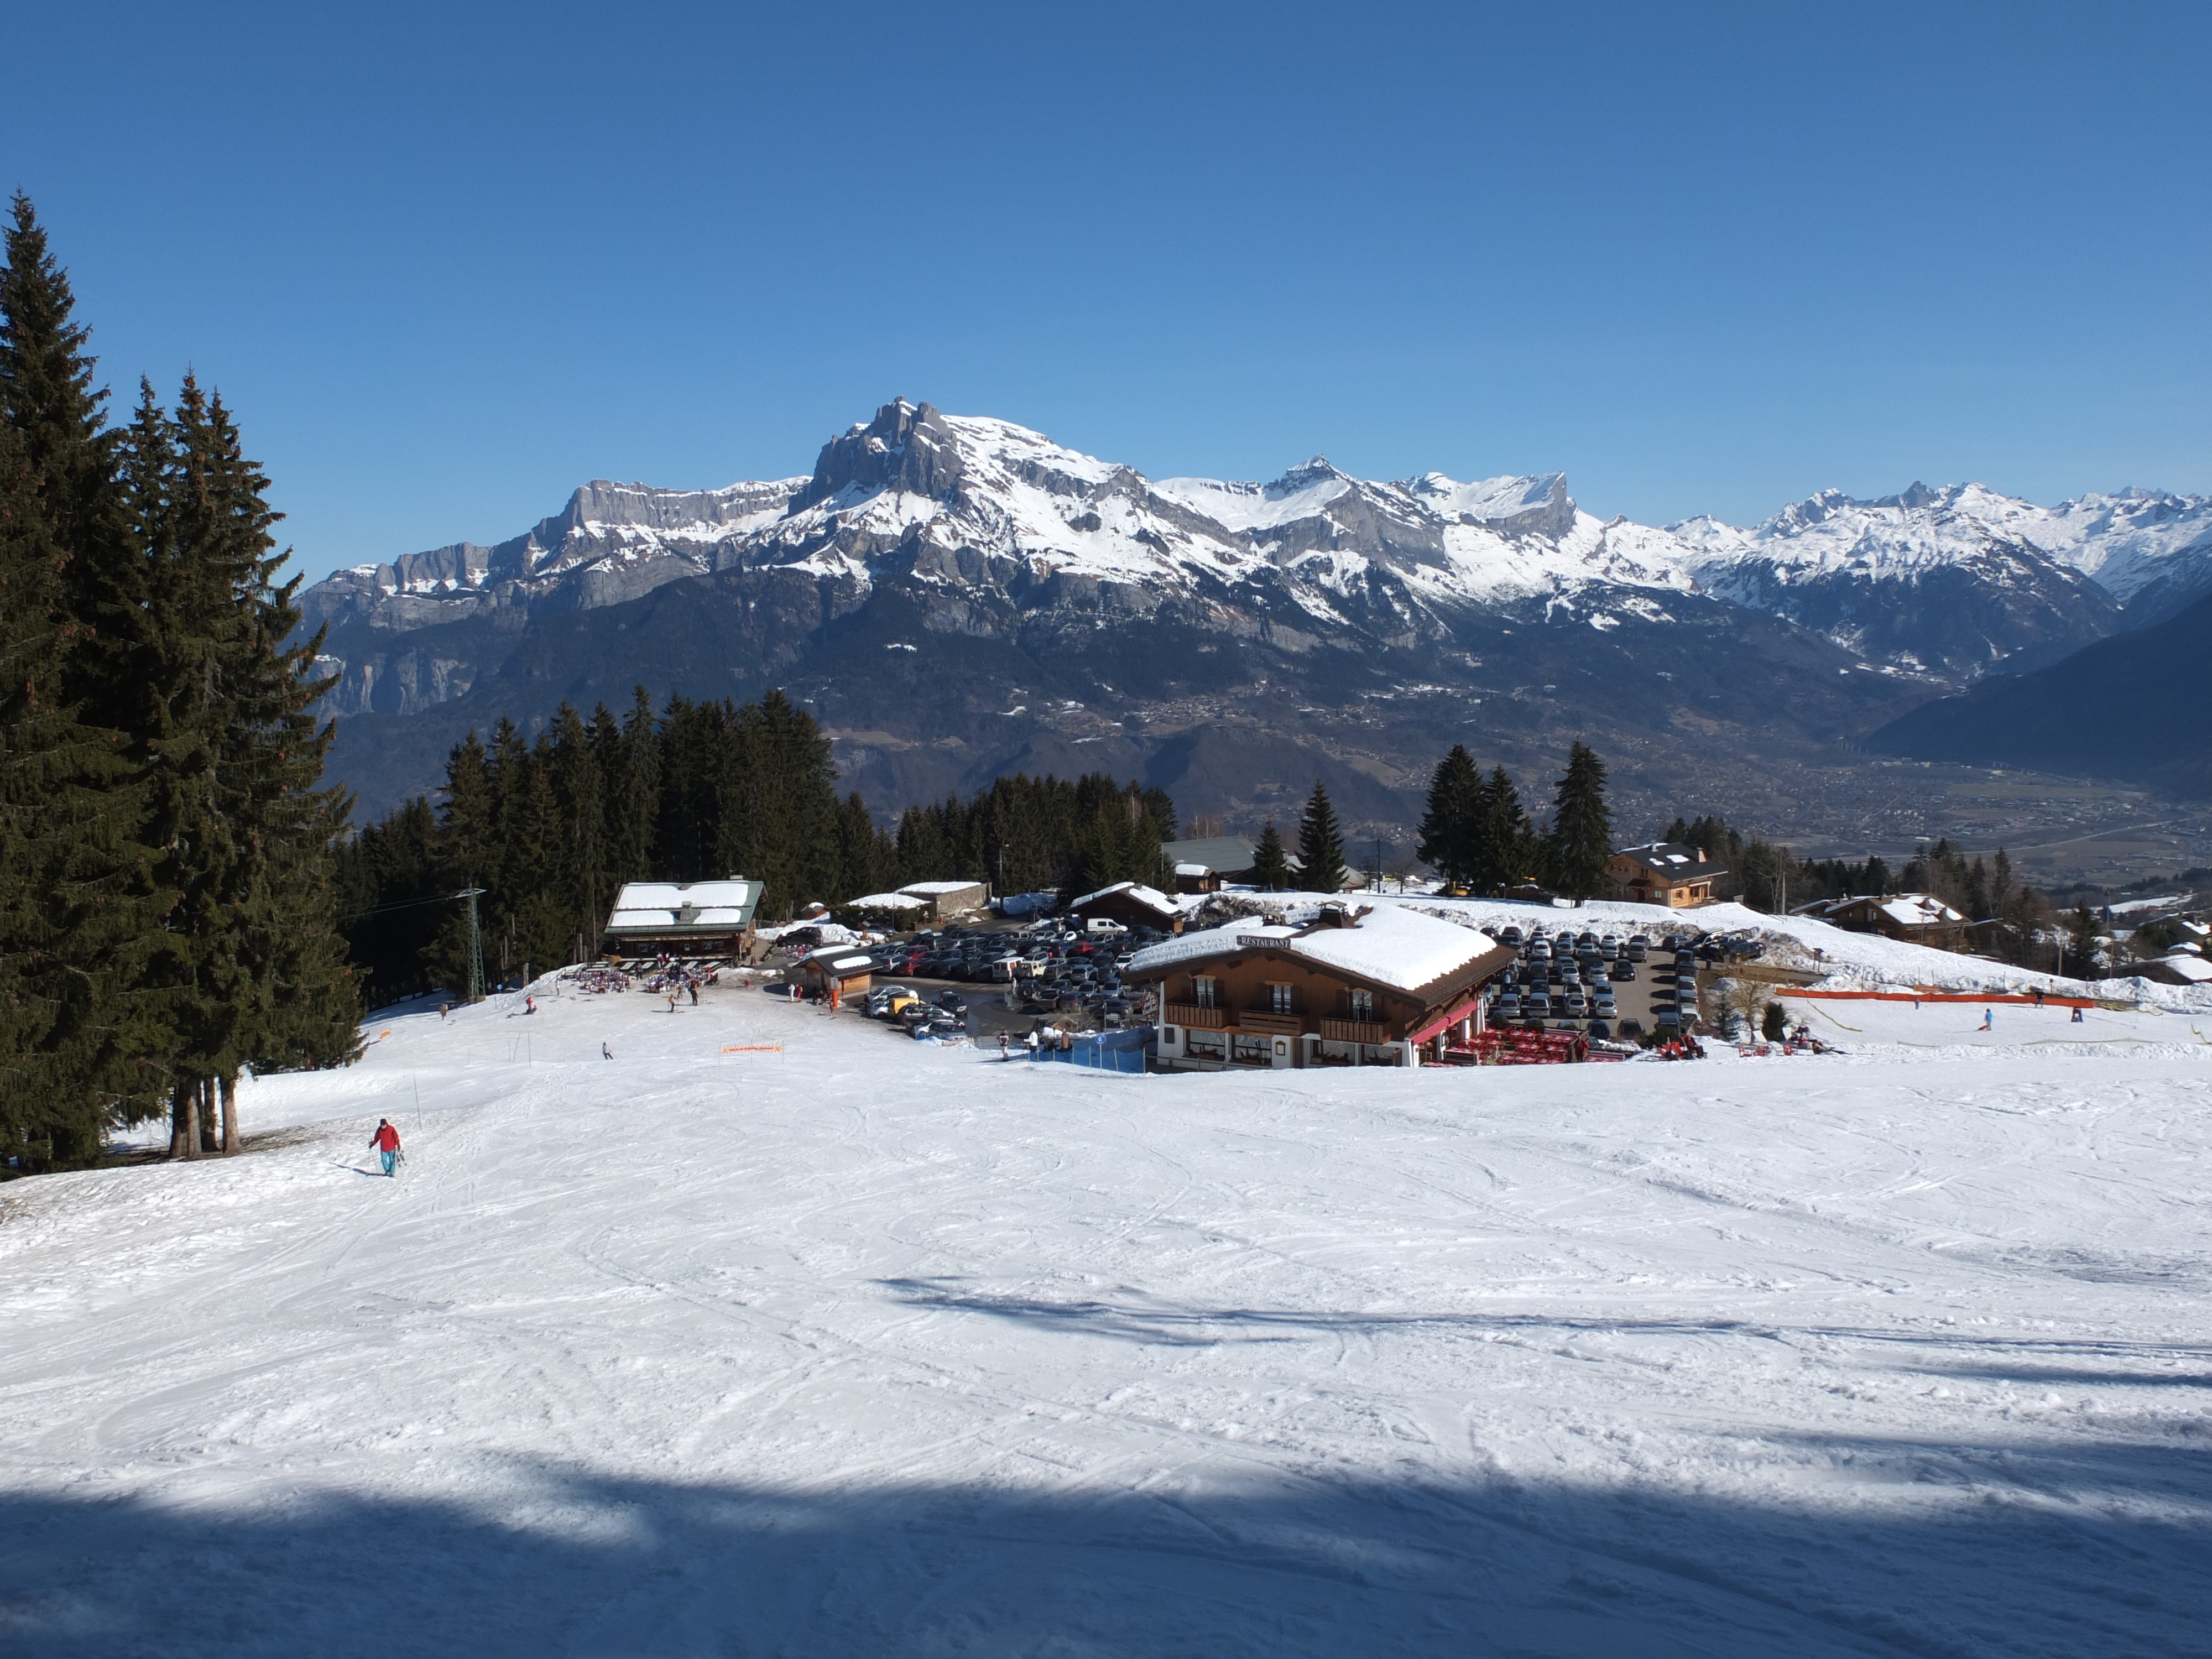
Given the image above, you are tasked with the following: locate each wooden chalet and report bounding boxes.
[1792,893,1968,950]
[1125,902,1516,1070]
[792,947,882,1004]
[602,879,763,960]
[1607,843,1724,908]
[1066,881,1185,932]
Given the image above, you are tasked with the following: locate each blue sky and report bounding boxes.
[7,1,2208,580]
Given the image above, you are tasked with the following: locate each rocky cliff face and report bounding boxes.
[298,400,2212,820]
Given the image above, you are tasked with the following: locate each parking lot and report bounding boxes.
[818,917,1165,1046]
[1479,921,1743,1041]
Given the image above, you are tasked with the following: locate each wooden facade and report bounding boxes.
[1131,916,1514,1071]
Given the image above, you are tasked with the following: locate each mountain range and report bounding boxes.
[304,400,2212,830]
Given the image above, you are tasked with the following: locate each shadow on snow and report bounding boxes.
[4,1437,2209,1657]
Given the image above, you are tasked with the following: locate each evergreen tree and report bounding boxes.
[1415,744,1482,889]
[0,199,174,1168]
[1473,766,1531,893]
[1250,820,1292,891]
[1542,743,1613,900]
[2066,904,2103,980]
[1296,780,1348,894]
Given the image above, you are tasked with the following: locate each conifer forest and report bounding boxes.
[1,199,356,1171]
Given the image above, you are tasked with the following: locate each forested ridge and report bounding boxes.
[1,199,356,1172]
[337,701,1181,1003]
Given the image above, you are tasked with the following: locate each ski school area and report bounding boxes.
[3,898,2211,1657]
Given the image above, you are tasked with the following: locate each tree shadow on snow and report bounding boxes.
[3,1432,2209,1658]
[874,1276,2212,1365]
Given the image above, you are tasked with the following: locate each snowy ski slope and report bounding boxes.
[4,977,2211,1656]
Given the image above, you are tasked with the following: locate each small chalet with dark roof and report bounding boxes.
[1608,842,1724,908]
[1158,835,1302,894]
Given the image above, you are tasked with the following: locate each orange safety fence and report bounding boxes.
[720,1045,785,1053]
[1774,988,2094,1009]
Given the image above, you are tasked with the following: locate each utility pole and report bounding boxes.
[458,887,487,1003]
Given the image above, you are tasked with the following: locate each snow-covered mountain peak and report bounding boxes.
[299,399,2212,726]
[1405,472,1575,539]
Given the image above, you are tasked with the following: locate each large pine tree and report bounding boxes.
[1543,742,1614,900]
[1295,780,1348,895]
[0,199,168,1168]
[1475,766,1532,893]
[1249,820,1292,891]
[1415,744,1482,890]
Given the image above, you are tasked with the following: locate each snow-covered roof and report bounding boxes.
[844,891,928,909]
[800,947,880,973]
[899,880,986,896]
[1126,903,1510,998]
[1174,863,1209,877]
[1069,881,1179,916]
[606,879,761,931]
[2157,953,2212,983]
[1879,895,1965,927]
[1797,893,1965,928]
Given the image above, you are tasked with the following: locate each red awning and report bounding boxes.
[1407,993,1484,1048]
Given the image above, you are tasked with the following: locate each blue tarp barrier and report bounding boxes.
[1031,1028,1155,1073]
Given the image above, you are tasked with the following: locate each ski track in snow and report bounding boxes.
[4,983,2211,1657]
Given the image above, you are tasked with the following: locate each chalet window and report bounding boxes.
[1267,982,1294,1015]
[1193,976,1217,1009]
[1348,989,1374,1021]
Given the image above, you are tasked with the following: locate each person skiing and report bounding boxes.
[2031,987,2045,1009]
[2070,1004,2085,1024]
[369,1119,402,1177]
[998,1031,1010,1061]
[602,1042,614,1060]
[525,993,535,1015]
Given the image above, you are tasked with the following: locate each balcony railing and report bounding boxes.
[1318,1018,1389,1045]
[1165,1003,1226,1029]
[1238,1010,1303,1036]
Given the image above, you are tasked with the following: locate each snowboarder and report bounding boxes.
[602,1042,614,1060]
[369,1119,402,1177]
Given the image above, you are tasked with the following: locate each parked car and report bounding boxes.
[1562,992,1589,1017]
[936,991,968,1013]
[1624,937,1648,962]
[1587,1019,1613,1040]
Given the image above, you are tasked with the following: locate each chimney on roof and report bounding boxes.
[1695,847,1707,862]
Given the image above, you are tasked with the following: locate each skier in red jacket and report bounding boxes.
[370,1119,402,1177]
